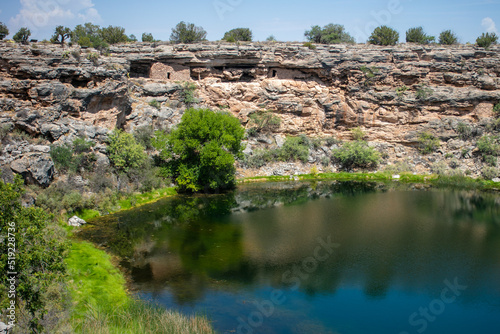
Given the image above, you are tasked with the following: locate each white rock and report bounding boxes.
[492,178,500,183]
[392,174,401,179]
[68,216,86,227]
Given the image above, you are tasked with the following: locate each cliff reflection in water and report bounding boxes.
[79,181,500,307]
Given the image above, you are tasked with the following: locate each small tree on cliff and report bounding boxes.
[51,25,72,47]
[0,22,9,40]
[142,32,154,42]
[153,108,245,193]
[406,27,435,44]
[222,28,253,42]
[13,27,31,44]
[439,30,458,45]
[305,24,355,44]
[368,26,399,45]
[99,25,128,45]
[170,21,207,44]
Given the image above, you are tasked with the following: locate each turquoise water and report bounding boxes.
[83,181,500,333]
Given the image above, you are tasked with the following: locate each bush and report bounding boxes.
[493,103,500,115]
[439,30,458,45]
[477,134,500,165]
[180,82,198,105]
[153,109,244,193]
[482,166,498,180]
[170,21,207,44]
[417,132,440,154]
[133,125,155,150]
[332,141,380,169]
[266,35,277,42]
[303,42,316,50]
[87,52,99,65]
[351,127,365,141]
[142,32,154,42]
[107,129,148,173]
[304,24,355,44]
[248,111,281,132]
[222,28,252,42]
[0,22,9,40]
[368,26,399,45]
[13,27,31,43]
[383,160,413,174]
[50,26,71,46]
[278,135,310,163]
[149,99,161,110]
[0,177,68,331]
[71,22,109,50]
[415,83,433,100]
[456,122,476,140]
[476,32,498,48]
[406,27,435,44]
[50,144,74,171]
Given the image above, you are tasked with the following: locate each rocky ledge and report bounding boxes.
[0,41,499,185]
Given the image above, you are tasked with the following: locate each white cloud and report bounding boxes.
[9,0,102,38]
[481,17,499,34]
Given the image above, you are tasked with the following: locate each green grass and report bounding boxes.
[238,172,500,191]
[66,241,216,334]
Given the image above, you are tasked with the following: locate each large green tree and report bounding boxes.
[406,27,435,44]
[0,177,68,331]
[304,24,355,44]
[99,25,128,44]
[170,21,207,44]
[0,22,9,40]
[71,22,108,49]
[153,108,245,193]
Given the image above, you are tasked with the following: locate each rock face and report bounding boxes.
[0,41,499,182]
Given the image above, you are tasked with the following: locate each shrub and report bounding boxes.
[278,135,310,163]
[0,22,9,40]
[50,26,71,46]
[180,82,198,105]
[245,150,275,168]
[383,160,413,174]
[476,32,498,48]
[87,52,99,65]
[128,34,137,42]
[248,111,281,132]
[439,30,458,45]
[477,134,500,165]
[107,129,148,172]
[0,177,68,331]
[222,28,252,42]
[494,103,500,115]
[406,27,435,44]
[170,21,207,44]
[133,125,155,150]
[149,99,161,110]
[396,85,408,97]
[303,42,316,50]
[73,137,95,154]
[368,26,399,46]
[142,32,154,42]
[351,127,365,141]
[482,166,498,180]
[71,22,108,50]
[415,83,433,100]
[266,35,277,42]
[456,122,473,140]
[13,27,31,43]
[417,132,440,154]
[332,141,380,169]
[50,144,74,171]
[153,109,244,193]
[304,24,355,44]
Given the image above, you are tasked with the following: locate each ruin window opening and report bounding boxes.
[272,70,277,77]
[167,72,171,79]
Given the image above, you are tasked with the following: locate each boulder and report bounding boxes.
[68,216,86,227]
[10,154,54,187]
[0,321,13,334]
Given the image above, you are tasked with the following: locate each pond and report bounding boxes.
[80,181,500,334]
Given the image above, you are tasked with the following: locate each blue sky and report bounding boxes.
[0,0,499,43]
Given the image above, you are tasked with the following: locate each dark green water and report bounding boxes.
[81,181,500,334]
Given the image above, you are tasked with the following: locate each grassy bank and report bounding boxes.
[238,171,500,191]
[66,241,216,334]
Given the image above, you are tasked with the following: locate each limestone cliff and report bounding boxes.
[0,41,499,185]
